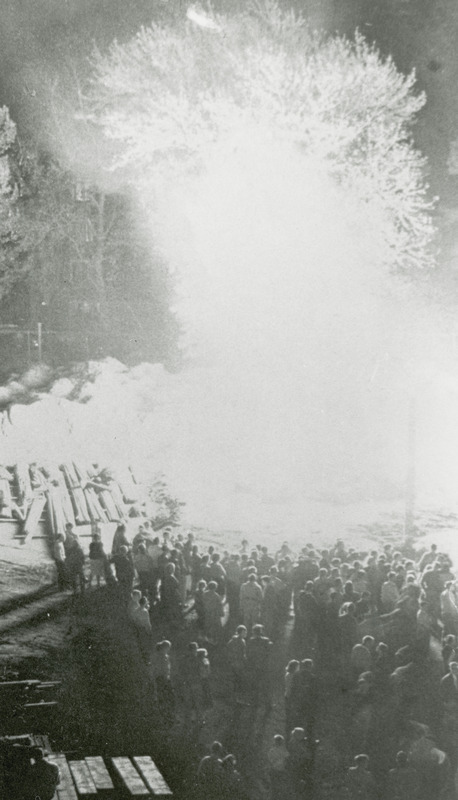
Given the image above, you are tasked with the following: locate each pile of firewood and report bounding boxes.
[0,462,140,539]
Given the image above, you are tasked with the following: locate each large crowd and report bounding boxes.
[52,522,458,799]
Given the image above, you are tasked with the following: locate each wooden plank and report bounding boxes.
[24,701,58,708]
[48,754,79,800]
[69,760,98,796]
[23,494,47,540]
[111,757,150,796]
[85,756,114,790]
[133,757,172,796]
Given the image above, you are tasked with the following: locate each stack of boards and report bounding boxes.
[0,462,140,541]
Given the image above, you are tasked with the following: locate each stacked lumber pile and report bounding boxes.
[0,462,140,539]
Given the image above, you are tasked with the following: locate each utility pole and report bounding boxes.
[405,396,416,537]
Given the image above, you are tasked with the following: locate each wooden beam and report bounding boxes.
[111,757,150,796]
[85,756,114,791]
[69,760,98,796]
[133,757,172,796]
[48,754,79,800]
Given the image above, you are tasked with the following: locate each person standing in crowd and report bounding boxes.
[132,595,152,663]
[196,741,224,798]
[345,754,377,800]
[133,543,155,600]
[155,640,175,726]
[227,625,247,696]
[240,572,263,632]
[203,581,225,644]
[440,581,458,637]
[284,660,300,737]
[65,532,85,595]
[289,659,319,741]
[161,562,182,624]
[112,545,135,602]
[209,553,227,597]
[53,533,68,591]
[246,623,273,709]
[24,747,60,800]
[197,647,213,711]
[181,642,203,729]
[111,523,130,556]
[268,734,289,800]
[287,727,312,798]
[194,579,207,633]
[385,751,419,800]
[88,529,107,589]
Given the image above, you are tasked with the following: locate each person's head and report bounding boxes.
[207,580,218,591]
[362,635,375,650]
[131,589,141,602]
[354,754,369,770]
[388,571,396,581]
[31,747,44,763]
[344,581,354,593]
[156,639,171,653]
[119,545,128,556]
[56,533,65,543]
[449,661,458,677]
[396,751,407,767]
[116,523,126,535]
[197,648,208,660]
[376,642,388,656]
[210,741,223,757]
[300,658,313,673]
[305,581,314,592]
[270,565,278,576]
[319,568,328,578]
[139,596,149,608]
[330,568,340,579]
[252,624,264,637]
[188,641,199,654]
[197,579,207,591]
[431,544,437,552]
[137,543,146,554]
[222,754,237,770]
[65,522,73,533]
[211,553,220,563]
[236,625,247,639]
[290,727,306,742]
[286,659,300,674]
[273,734,285,747]
[166,562,175,575]
[248,573,257,582]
